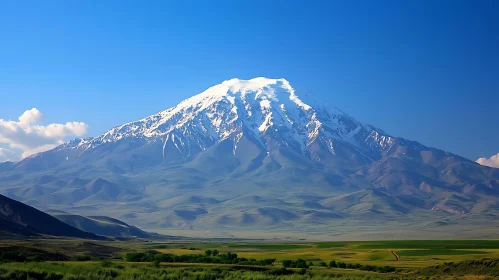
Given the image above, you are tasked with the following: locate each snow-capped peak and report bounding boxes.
[62,77,394,160]
[174,77,310,113]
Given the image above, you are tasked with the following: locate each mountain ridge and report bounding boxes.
[36,77,394,164]
[50,213,152,238]
[1,77,498,237]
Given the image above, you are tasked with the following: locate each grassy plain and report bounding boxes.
[2,238,499,279]
[149,239,499,269]
[0,262,408,280]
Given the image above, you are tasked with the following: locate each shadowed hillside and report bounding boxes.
[0,193,103,239]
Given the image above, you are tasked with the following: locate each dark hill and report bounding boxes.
[52,213,150,238]
[0,193,103,239]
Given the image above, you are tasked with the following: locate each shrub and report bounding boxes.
[295,259,309,268]
[268,268,293,276]
[100,259,113,268]
[72,255,92,262]
[258,258,276,266]
[125,252,152,262]
[0,252,26,263]
[377,266,396,273]
[281,259,309,268]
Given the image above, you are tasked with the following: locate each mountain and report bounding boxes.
[48,210,151,238]
[1,77,498,238]
[0,193,103,239]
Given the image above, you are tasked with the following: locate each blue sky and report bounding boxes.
[0,0,498,162]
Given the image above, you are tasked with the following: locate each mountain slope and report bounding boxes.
[16,78,392,170]
[49,211,151,238]
[1,77,498,237]
[0,193,103,239]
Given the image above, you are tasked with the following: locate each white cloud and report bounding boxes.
[0,148,19,162]
[476,153,499,168]
[18,108,44,127]
[0,108,88,158]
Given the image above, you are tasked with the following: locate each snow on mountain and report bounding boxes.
[5,77,499,236]
[60,77,394,162]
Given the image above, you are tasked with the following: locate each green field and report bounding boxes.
[397,249,487,257]
[0,261,408,280]
[166,240,499,269]
[354,240,499,249]
[227,244,311,250]
[1,238,499,279]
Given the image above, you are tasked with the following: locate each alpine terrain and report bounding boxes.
[1,77,498,239]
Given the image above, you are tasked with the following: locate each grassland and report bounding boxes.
[146,239,499,270]
[1,238,499,279]
[0,262,410,280]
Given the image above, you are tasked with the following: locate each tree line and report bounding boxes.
[125,251,276,267]
[328,260,396,273]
